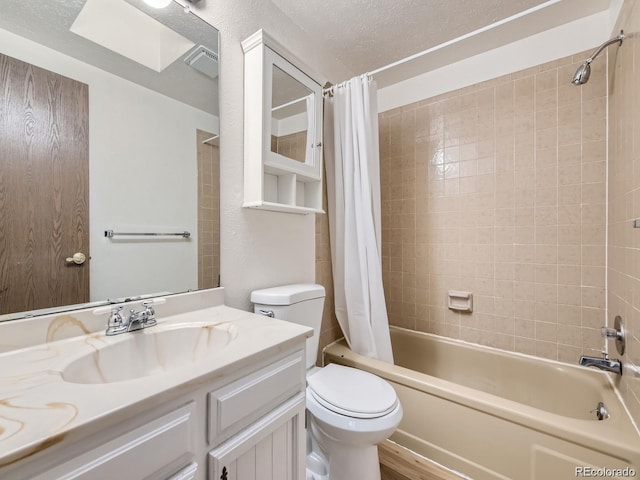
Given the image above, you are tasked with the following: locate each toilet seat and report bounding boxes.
[307,364,398,419]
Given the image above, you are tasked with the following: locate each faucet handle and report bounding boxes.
[601,316,626,356]
[601,327,621,339]
[139,298,165,327]
[94,306,127,336]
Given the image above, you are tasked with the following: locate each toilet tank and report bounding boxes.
[251,284,325,369]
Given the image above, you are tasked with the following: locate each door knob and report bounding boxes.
[66,252,86,265]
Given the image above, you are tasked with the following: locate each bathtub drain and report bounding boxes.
[591,402,610,420]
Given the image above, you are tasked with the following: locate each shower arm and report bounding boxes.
[585,31,624,64]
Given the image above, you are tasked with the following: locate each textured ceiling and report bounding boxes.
[270,0,613,85]
[271,0,550,74]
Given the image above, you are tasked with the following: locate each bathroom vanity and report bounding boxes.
[0,289,311,480]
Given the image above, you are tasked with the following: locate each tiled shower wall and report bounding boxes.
[197,129,220,289]
[608,0,640,425]
[378,51,608,363]
[315,175,342,365]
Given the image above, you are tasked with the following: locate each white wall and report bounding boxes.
[0,28,218,302]
[194,2,353,310]
[378,9,614,112]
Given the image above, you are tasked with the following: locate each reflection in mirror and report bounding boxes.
[270,65,313,163]
[0,0,220,321]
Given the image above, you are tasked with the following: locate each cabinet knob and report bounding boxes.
[220,466,228,480]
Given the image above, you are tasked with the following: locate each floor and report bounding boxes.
[379,440,468,480]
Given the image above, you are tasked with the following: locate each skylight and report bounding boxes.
[70,0,195,72]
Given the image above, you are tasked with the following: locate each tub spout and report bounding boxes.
[579,353,622,375]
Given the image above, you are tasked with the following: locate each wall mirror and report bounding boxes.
[0,0,220,321]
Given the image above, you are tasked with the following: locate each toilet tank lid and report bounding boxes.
[251,284,325,305]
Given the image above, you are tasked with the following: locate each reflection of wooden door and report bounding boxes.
[0,53,89,315]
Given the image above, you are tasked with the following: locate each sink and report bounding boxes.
[62,323,238,384]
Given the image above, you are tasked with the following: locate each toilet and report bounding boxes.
[251,284,402,480]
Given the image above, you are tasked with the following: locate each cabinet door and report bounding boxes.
[209,394,305,480]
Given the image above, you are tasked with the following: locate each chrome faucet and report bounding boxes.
[97,298,165,336]
[579,352,622,375]
[125,302,158,332]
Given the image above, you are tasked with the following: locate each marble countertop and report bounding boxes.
[0,304,312,468]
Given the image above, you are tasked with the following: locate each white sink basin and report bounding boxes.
[62,323,238,384]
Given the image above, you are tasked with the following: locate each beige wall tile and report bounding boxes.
[378,50,607,368]
[607,10,640,421]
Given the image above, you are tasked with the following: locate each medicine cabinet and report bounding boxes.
[241,30,324,214]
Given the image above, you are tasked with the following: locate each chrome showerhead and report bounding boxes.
[571,62,591,85]
[571,30,623,86]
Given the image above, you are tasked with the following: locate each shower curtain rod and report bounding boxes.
[322,0,561,96]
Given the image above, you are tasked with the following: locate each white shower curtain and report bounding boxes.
[324,75,393,363]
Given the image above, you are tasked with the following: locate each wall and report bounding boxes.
[196,2,353,311]
[378,8,617,113]
[0,27,218,302]
[378,51,608,362]
[608,0,640,427]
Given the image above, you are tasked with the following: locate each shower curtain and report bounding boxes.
[323,75,394,363]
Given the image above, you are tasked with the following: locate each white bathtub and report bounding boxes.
[324,327,640,480]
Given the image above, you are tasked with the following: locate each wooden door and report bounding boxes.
[0,53,89,315]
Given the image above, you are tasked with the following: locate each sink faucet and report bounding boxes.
[125,303,158,332]
[579,352,622,375]
[96,298,166,336]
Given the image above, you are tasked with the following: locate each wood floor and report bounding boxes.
[379,440,468,480]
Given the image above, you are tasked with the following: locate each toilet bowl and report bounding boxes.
[251,284,402,480]
[306,364,402,480]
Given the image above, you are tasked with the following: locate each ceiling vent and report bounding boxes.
[184,45,218,79]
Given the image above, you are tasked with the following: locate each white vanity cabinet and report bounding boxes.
[5,344,307,480]
[242,29,324,215]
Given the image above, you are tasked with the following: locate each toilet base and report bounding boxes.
[308,417,381,480]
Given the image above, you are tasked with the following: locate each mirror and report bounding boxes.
[0,0,220,321]
[270,65,313,164]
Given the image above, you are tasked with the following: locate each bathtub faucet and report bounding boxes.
[579,352,622,375]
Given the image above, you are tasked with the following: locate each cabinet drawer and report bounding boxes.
[208,351,305,446]
[167,461,198,480]
[34,402,196,480]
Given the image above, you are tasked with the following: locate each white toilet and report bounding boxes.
[251,284,402,480]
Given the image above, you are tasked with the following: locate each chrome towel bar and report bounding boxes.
[104,230,191,238]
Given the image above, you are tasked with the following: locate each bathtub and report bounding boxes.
[324,327,640,480]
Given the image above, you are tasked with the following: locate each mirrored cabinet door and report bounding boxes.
[270,65,313,164]
[242,30,323,215]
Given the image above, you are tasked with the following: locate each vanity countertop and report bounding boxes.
[0,304,312,468]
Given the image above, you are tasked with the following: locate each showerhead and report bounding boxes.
[571,30,623,86]
[571,62,591,85]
